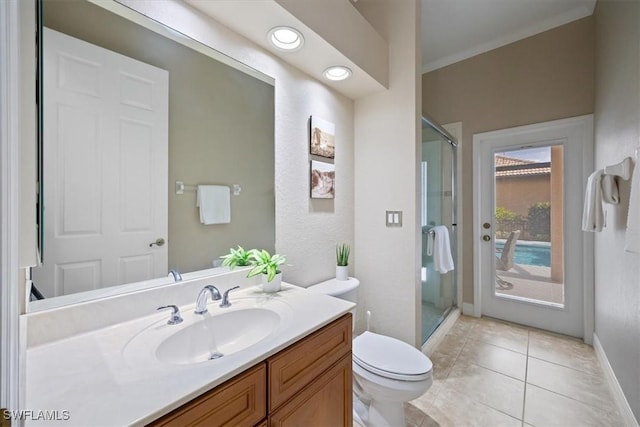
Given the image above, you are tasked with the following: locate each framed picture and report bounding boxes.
[310,116,335,159]
[310,160,335,199]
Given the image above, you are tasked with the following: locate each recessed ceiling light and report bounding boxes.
[323,66,352,81]
[268,26,304,52]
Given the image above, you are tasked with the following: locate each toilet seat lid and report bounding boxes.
[353,332,433,381]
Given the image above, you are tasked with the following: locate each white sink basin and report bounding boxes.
[156,308,279,365]
[123,296,291,366]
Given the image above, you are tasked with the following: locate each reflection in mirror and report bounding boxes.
[30,0,275,311]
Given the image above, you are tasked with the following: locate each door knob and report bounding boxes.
[482,235,491,242]
[149,238,166,247]
[483,222,491,229]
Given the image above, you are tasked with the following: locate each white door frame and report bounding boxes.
[472,115,594,343]
[0,0,23,412]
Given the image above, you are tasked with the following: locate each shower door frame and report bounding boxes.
[420,117,461,342]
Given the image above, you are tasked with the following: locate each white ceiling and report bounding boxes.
[185,0,597,98]
[186,0,387,99]
[421,0,596,73]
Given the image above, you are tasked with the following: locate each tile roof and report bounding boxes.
[495,155,550,177]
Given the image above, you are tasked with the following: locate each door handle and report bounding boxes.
[149,238,166,247]
[482,235,491,242]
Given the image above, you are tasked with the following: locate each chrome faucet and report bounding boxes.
[194,285,222,314]
[219,286,240,308]
[157,305,183,325]
[168,269,182,282]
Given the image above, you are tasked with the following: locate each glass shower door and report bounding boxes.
[421,120,456,343]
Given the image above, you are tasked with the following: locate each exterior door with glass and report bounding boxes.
[473,116,593,339]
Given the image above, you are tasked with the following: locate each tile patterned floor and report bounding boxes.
[404,315,625,427]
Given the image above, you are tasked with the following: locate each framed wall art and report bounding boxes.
[310,116,335,159]
[310,160,335,199]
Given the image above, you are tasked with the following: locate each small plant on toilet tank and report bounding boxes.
[336,243,350,281]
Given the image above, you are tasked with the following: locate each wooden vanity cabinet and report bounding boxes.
[269,353,352,427]
[268,313,352,426]
[148,313,352,427]
[149,363,267,427]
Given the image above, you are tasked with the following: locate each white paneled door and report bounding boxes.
[33,28,168,297]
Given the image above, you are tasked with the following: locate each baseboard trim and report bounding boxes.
[593,333,638,426]
[462,303,476,317]
[421,308,460,356]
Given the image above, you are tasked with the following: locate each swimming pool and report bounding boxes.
[495,242,550,267]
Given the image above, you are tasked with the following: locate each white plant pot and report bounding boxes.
[336,265,349,281]
[261,272,282,293]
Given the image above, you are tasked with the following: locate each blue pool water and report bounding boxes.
[495,242,550,267]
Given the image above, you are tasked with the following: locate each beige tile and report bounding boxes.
[429,350,457,380]
[409,378,444,414]
[435,333,468,358]
[426,386,522,427]
[479,316,529,334]
[472,318,529,354]
[443,362,525,419]
[524,384,625,427]
[419,414,440,427]
[427,332,467,380]
[457,339,527,381]
[404,401,427,427]
[447,315,478,337]
[526,357,615,412]
[528,329,600,374]
[428,316,626,427]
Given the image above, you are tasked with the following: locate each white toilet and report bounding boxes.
[308,277,433,427]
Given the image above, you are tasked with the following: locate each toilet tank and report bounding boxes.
[308,277,360,330]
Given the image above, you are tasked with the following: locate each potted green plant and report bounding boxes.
[220,246,252,269]
[247,249,286,292]
[336,243,350,281]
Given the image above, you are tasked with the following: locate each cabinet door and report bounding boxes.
[149,363,266,427]
[268,314,351,411]
[269,354,352,427]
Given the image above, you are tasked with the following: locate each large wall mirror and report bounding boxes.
[30,0,275,311]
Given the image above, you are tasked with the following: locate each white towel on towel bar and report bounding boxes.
[196,185,230,225]
[582,169,605,232]
[625,160,639,253]
[601,174,619,205]
[429,226,455,274]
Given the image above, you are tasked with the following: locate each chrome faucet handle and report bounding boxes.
[157,305,183,325]
[168,269,182,282]
[219,286,240,308]
[194,285,222,315]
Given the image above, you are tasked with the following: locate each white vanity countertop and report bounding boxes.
[25,283,354,426]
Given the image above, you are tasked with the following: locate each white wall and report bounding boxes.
[593,0,640,420]
[120,0,355,287]
[353,0,422,345]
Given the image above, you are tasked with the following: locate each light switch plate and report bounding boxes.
[386,210,403,227]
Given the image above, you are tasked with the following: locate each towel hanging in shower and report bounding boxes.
[427,226,454,274]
